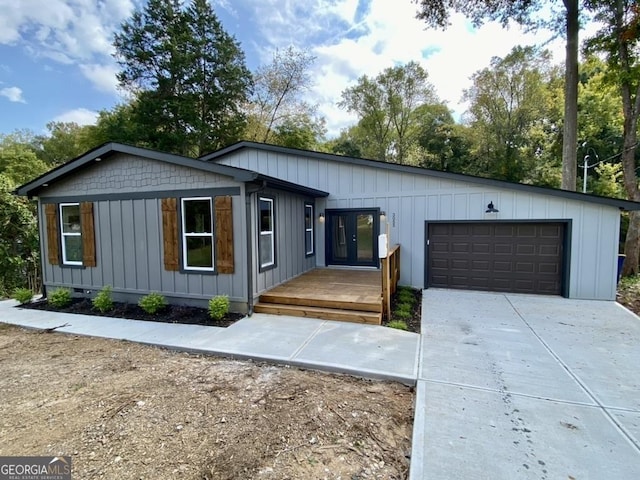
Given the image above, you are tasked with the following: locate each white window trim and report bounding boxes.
[305,204,314,256]
[181,197,215,271]
[60,202,82,266]
[259,197,275,269]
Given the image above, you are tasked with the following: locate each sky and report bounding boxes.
[0,0,574,140]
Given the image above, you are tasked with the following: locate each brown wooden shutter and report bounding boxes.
[162,198,180,271]
[44,203,60,265]
[80,202,97,267]
[215,196,234,274]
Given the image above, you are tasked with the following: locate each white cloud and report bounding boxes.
[240,0,568,137]
[52,107,99,126]
[80,63,121,95]
[0,0,134,67]
[0,86,26,103]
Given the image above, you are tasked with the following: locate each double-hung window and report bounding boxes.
[304,204,314,256]
[182,197,214,271]
[259,197,275,269]
[60,203,82,265]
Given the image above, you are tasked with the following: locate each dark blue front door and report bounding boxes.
[325,209,378,267]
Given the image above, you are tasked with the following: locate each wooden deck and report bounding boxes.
[254,268,383,324]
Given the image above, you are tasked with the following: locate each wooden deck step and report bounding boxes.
[254,302,382,325]
[259,292,381,313]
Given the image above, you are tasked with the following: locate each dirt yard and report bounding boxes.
[0,324,414,479]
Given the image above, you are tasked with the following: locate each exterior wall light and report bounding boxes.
[380,211,387,222]
[318,213,325,223]
[485,202,499,213]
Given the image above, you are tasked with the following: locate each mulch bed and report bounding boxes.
[383,288,422,334]
[19,297,244,327]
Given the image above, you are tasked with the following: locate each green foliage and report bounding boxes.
[114,0,251,156]
[590,162,624,199]
[393,309,411,320]
[463,46,558,183]
[339,61,437,164]
[246,46,321,145]
[35,122,96,166]
[92,286,114,313]
[208,295,230,320]
[387,320,408,331]
[0,135,49,185]
[0,174,40,297]
[13,288,33,305]
[397,290,416,304]
[138,292,167,314]
[49,288,72,308]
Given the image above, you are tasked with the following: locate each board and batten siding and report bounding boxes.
[38,153,248,309]
[250,188,316,298]
[215,149,620,301]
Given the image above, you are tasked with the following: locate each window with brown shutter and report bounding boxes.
[215,196,234,274]
[161,198,180,271]
[44,203,60,265]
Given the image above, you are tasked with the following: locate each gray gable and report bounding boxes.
[16,142,328,199]
[201,142,640,212]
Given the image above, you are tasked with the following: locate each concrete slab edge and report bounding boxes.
[409,380,427,480]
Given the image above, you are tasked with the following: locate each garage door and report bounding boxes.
[427,222,564,295]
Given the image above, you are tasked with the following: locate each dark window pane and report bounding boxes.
[64,235,82,262]
[186,237,213,268]
[184,200,211,233]
[260,199,272,232]
[305,205,312,229]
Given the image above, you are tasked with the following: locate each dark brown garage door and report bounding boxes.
[427,222,564,295]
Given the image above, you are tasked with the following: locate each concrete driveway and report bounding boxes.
[411,289,640,479]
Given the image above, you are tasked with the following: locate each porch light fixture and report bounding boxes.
[380,211,387,222]
[318,212,325,223]
[95,157,102,162]
[485,201,499,213]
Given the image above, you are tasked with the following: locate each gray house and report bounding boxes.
[16,141,640,318]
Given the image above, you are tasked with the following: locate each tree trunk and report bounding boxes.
[616,0,640,276]
[561,0,579,191]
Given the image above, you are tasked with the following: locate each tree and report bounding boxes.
[0,135,49,185]
[463,46,558,183]
[339,61,437,163]
[271,113,326,150]
[412,103,472,173]
[0,174,40,295]
[36,122,95,166]
[414,0,581,190]
[247,47,318,144]
[113,0,251,156]
[585,0,640,274]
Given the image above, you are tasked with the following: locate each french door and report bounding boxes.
[325,209,378,267]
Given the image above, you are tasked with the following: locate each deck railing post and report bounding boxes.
[382,244,400,321]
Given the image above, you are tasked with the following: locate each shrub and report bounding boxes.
[393,309,411,320]
[396,302,412,314]
[49,288,72,308]
[92,286,114,313]
[387,320,408,331]
[209,295,230,320]
[138,292,167,314]
[397,290,415,304]
[13,288,33,305]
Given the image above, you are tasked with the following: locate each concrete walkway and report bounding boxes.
[0,299,419,385]
[411,289,640,479]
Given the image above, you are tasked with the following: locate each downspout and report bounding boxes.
[244,180,268,316]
